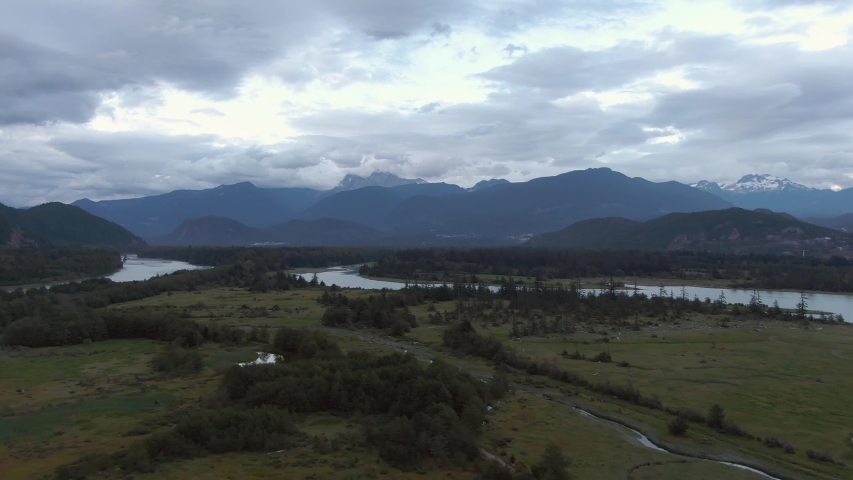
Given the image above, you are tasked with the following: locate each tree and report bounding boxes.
[796,291,808,318]
[532,443,570,480]
[707,404,725,429]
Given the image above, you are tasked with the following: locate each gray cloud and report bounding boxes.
[0,0,480,125]
[2,1,853,205]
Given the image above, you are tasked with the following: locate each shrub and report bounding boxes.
[150,343,202,374]
[721,419,754,439]
[531,443,570,480]
[764,437,796,454]
[806,450,845,466]
[668,417,689,436]
[591,351,612,363]
[672,408,705,424]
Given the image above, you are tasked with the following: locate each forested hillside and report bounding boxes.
[1,202,144,249]
[531,208,851,255]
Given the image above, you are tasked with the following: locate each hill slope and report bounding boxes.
[0,202,144,249]
[532,208,852,255]
[160,216,268,247]
[808,213,853,233]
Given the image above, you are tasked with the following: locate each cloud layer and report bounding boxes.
[1,0,852,205]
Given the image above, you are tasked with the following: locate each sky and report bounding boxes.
[1,0,853,206]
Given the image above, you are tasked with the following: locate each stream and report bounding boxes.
[571,406,782,480]
[240,342,787,480]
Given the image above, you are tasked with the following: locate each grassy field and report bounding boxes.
[105,286,853,477]
[3,284,853,479]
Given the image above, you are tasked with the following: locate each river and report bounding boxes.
[1,255,208,292]
[301,268,853,321]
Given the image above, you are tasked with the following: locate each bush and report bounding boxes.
[806,450,845,466]
[272,327,341,360]
[591,351,612,363]
[531,443,570,480]
[668,417,689,436]
[56,408,295,478]
[721,419,754,439]
[150,343,202,374]
[764,437,796,454]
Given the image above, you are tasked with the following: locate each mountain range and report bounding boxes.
[14,168,842,250]
[71,172,428,238]
[531,208,851,255]
[121,168,729,246]
[692,174,853,218]
[1,202,144,249]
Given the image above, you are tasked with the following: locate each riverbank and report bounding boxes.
[1,255,208,292]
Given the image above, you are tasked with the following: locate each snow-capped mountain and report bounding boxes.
[690,174,853,218]
[335,172,427,192]
[692,174,813,195]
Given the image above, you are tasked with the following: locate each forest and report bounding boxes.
[0,249,122,285]
[54,328,551,479]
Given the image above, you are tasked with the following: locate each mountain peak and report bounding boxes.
[693,174,812,194]
[468,178,510,192]
[335,171,426,191]
[215,181,258,191]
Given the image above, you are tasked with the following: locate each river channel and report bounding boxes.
[301,268,853,321]
[1,254,208,292]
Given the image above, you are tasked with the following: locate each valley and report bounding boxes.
[3,272,851,479]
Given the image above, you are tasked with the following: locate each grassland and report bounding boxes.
[2,283,852,479]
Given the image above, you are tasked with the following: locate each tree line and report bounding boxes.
[0,249,122,285]
[360,248,853,292]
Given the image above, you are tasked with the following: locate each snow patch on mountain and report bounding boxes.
[692,174,813,194]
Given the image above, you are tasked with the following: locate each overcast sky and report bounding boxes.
[1,0,853,205]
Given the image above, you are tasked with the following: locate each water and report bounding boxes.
[573,407,781,480]
[574,407,667,453]
[1,254,208,292]
[106,255,208,282]
[633,284,853,321]
[301,268,853,320]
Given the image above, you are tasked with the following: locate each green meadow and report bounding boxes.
[2,284,852,479]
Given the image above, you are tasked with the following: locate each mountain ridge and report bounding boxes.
[1,202,144,249]
[531,207,851,255]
